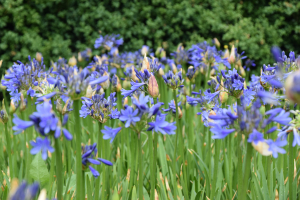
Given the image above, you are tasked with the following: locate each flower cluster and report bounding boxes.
[80,92,120,123]
[13,100,72,160]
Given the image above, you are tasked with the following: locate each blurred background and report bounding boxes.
[0,0,300,75]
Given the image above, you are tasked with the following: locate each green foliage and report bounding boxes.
[29,152,50,187]
[1,0,300,74]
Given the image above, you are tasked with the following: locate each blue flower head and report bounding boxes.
[30,137,54,160]
[119,106,140,128]
[162,70,184,89]
[80,92,119,123]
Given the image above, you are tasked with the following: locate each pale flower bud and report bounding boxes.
[141,45,149,56]
[219,91,228,104]
[141,54,150,72]
[20,93,26,111]
[228,45,236,64]
[78,52,83,62]
[213,38,220,47]
[159,68,165,76]
[148,74,159,98]
[9,100,16,114]
[68,56,77,66]
[36,52,42,62]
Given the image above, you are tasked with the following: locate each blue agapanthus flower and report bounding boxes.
[148,114,176,135]
[82,143,113,177]
[30,137,54,160]
[119,106,140,128]
[101,126,122,143]
[80,92,119,123]
[13,100,72,159]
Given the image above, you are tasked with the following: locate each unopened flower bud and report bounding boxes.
[219,91,228,104]
[178,106,183,119]
[36,52,42,62]
[141,45,149,56]
[0,60,2,68]
[9,100,17,114]
[20,93,26,111]
[186,66,195,80]
[68,56,77,66]
[148,74,159,98]
[0,100,8,124]
[213,38,220,48]
[85,85,94,98]
[141,54,150,72]
[159,68,165,76]
[228,45,236,64]
[78,52,83,62]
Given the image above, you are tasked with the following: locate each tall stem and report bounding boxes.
[237,98,243,197]
[4,123,13,181]
[211,139,220,199]
[172,89,179,198]
[240,141,253,200]
[54,138,63,200]
[149,131,154,200]
[95,122,103,200]
[74,100,82,200]
[152,98,158,200]
[138,133,143,200]
[289,133,294,199]
[101,124,107,200]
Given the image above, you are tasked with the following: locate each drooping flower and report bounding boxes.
[81,143,113,177]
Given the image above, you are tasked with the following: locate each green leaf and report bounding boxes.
[29,153,50,187]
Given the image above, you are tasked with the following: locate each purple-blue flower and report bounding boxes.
[119,106,140,127]
[148,115,176,135]
[247,129,264,145]
[101,126,122,143]
[266,138,287,158]
[82,143,113,177]
[30,137,54,160]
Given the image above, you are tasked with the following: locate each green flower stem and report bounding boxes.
[82,171,86,200]
[54,138,63,200]
[148,130,155,200]
[48,151,56,199]
[237,98,243,198]
[129,130,137,189]
[152,97,158,200]
[138,132,143,200]
[172,89,179,198]
[4,123,13,181]
[74,100,82,200]
[211,139,220,199]
[101,126,107,199]
[240,141,253,200]
[289,132,294,199]
[95,122,103,200]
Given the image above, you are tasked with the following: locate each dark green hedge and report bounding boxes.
[1,0,300,74]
